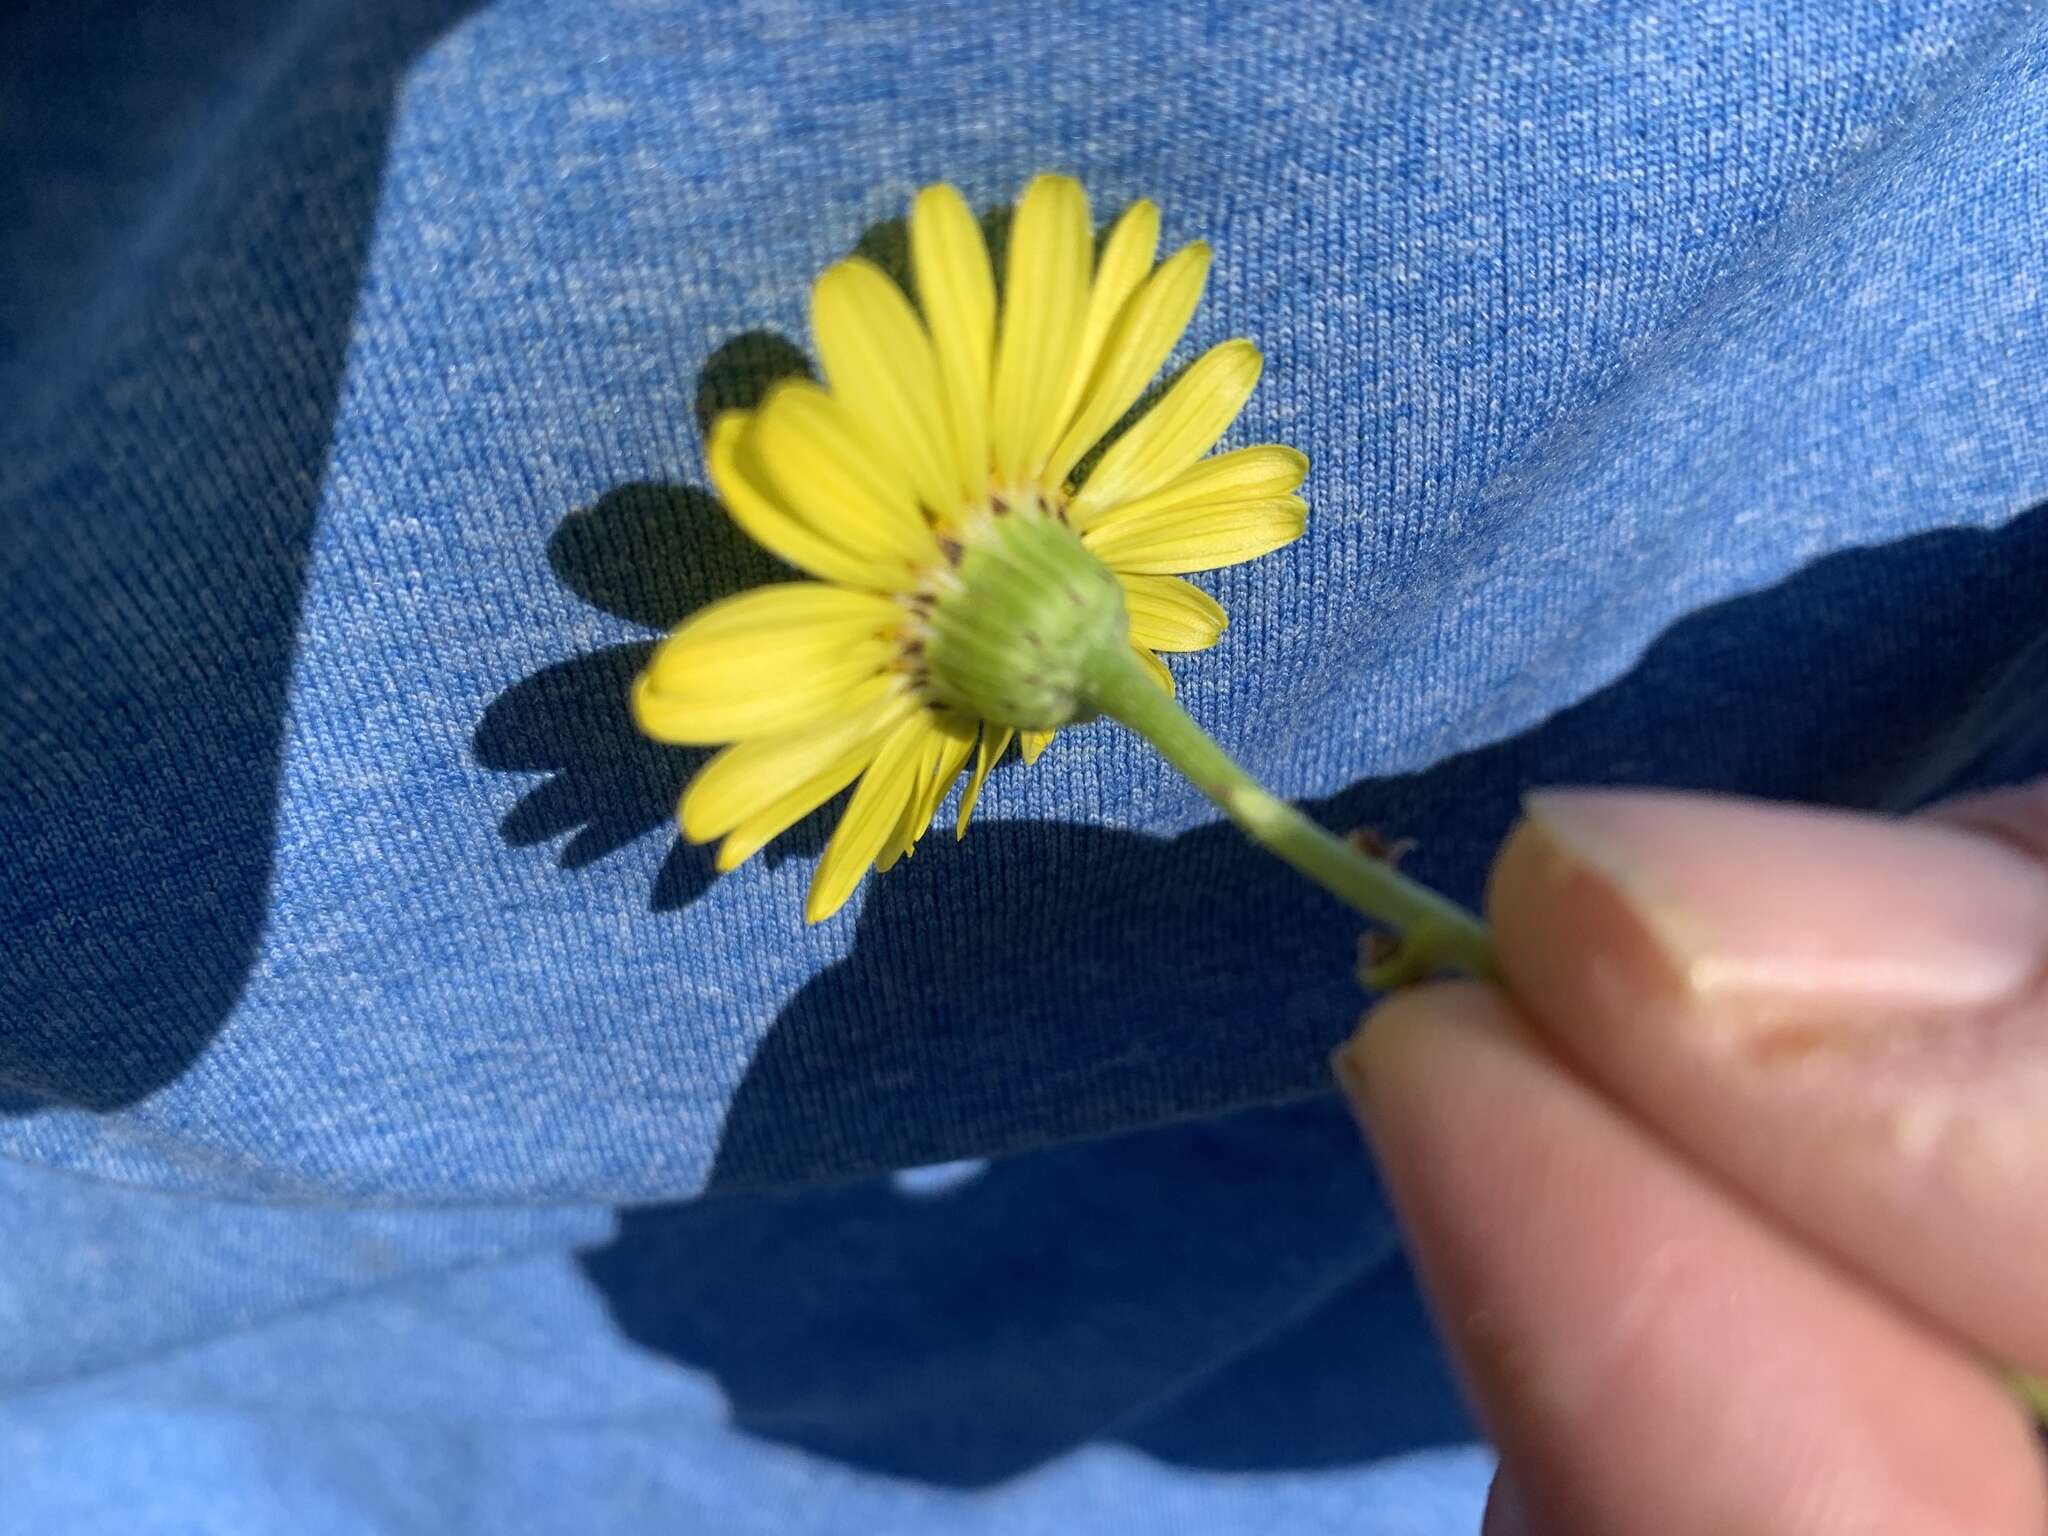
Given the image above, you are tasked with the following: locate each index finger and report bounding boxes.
[1489,787,2048,1373]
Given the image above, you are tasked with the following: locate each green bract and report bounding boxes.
[922,501,1128,732]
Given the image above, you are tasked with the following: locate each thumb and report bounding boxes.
[1491,784,2048,1374]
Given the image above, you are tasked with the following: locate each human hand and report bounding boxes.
[1337,787,2048,1534]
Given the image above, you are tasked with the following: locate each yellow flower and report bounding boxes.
[633,173,1309,921]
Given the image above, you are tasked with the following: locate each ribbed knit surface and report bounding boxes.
[3,1,2046,1529]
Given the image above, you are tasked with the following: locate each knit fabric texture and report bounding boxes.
[4,0,2047,1529]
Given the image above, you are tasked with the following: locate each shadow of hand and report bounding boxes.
[579,1098,1470,1488]
[567,503,2048,1493]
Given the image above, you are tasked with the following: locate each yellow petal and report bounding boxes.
[1068,339,1262,522]
[713,718,902,872]
[1076,444,1306,532]
[1085,495,1307,576]
[1131,643,1176,696]
[812,258,961,518]
[630,647,888,749]
[715,749,869,871]
[1019,728,1055,764]
[751,380,940,572]
[707,412,900,589]
[910,185,997,508]
[642,583,899,681]
[876,712,975,871]
[990,174,1092,487]
[633,585,896,746]
[806,712,936,921]
[954,723,1013,838]
[874,722,946,873]
[1118,573,1227,652]
[651,581,890,639]
[679,679,911,843]
[1044,239,1209,489]
[921,715,977,823]
[1046,200,1161,447]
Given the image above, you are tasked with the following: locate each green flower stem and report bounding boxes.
[2007,1369,2048,1424]
[1095,636,2048,1422]
[1085,643,1498,983]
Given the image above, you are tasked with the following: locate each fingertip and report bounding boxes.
[1487,799,1573,933]
[1334,981,1513,1142]
[1489,791,1694,1018]
[1486,787,2048,1373]
[1499,788,2048,1023]
[1351,973,2047,1535]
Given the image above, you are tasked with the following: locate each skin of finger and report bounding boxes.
[1933,782,2048,865]
[1479,1471,1531,1536]
[1489,806,2048,1372]
[1343,983,2045,1536]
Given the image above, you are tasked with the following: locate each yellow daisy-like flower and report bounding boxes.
[633,173,1308,922]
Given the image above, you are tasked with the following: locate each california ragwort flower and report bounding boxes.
[633,172,1492,978]
[635,174,1306,921]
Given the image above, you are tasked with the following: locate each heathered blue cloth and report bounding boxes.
[4,0,2047,1528]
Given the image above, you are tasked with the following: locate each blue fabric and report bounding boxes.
[5,0,2047,1528]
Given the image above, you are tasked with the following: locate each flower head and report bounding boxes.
[634,174,1309,921]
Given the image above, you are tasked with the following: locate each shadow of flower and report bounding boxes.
[473,332,825,910]
[475,197,1166,916]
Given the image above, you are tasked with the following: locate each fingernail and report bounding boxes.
[1332,986,1475,1134]
[1524,789,2048,1020]
[1331,1019,1377,1128]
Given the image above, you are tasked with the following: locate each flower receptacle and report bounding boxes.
[922,502,1129,732]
